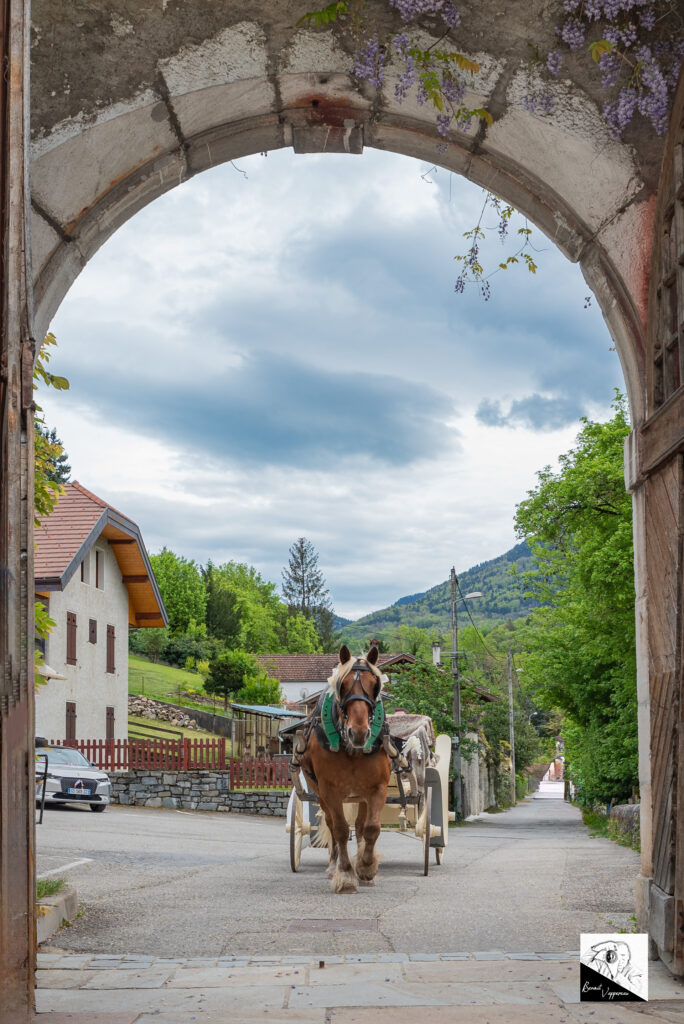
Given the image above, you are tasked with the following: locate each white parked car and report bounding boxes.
[35,743,111,812]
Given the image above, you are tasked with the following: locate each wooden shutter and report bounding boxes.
[106,706,115,740]
[65,702,76,743]
[66,612,77,665]
[106,625,115,674]
[89,618,97,644]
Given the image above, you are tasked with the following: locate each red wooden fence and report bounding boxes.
[229,756,290,789]
[47,740,290,789]
[48,737,227,771]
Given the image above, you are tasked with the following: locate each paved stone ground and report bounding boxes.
[34,788,684,1021]
[33,953,684,1022]
[36,786,640,957]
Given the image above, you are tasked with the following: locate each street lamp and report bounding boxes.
[449,567,482,817]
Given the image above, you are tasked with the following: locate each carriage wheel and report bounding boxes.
[423,787,432,876]
[435,845,443,865]
[289,792,304,872]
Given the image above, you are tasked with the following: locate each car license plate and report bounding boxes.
[68,786,85,794]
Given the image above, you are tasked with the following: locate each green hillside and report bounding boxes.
[339,541,537,647]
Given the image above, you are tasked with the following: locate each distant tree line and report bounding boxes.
[129,537,336,705]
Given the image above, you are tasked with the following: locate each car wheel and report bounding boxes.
[90,803,106,813]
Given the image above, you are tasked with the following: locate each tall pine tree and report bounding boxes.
[282,538,334,650]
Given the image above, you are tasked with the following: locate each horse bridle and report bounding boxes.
[338,659,379,721]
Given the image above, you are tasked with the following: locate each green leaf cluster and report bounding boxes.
[514,394,637,806]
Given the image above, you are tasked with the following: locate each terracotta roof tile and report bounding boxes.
[256,652,414,683]
[35,481,135,581]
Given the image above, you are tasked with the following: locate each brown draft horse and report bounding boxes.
[300,645,391,894]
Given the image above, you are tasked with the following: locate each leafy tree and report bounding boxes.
[208,561,282,653]
[514,395,637,806]
[33,335,70,687]
[205,650,262,708]
[384,660,470,739]
[282,610,321,654]
[149,548,207,635]
[203,561,242,646]
[236,676,283,705]
[131,627,169,663]
[312,604,337,652]
[34,423,71,484]
[282,537,331,618]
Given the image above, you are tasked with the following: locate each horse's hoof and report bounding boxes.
[331,870,358,894]
[358,878,375,887]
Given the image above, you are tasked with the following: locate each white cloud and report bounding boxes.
[44,147,624,621]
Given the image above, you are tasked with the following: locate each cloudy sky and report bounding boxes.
[42,147,625,620]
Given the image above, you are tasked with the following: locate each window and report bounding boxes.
[106,625,115,674]
[89,619,97,644]
[95,549,104,590]
[66,612,77,666]
[65,702,77,743]
[106,706,115,740]
[80,553,90,585]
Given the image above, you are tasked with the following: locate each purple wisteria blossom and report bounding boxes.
[598,51,620,89]
[394,56,416,101]
[524,88,557,116]
[557,17,586,50]
[546,50,563,77]
[604,87,638,135]
[350,35,385,88]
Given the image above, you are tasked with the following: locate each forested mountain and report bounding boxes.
[339,541,537,647]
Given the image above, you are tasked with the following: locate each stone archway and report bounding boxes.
[1,2,683,1017]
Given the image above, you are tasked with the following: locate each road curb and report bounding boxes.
[37,885,78,945]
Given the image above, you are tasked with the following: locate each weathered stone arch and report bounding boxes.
[1,2,683,1018]
[29,1,662,423]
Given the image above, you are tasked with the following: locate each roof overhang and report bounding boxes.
[35,507,168,629]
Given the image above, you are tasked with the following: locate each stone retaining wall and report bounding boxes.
[609,803,640,847]
[109,769,289,815]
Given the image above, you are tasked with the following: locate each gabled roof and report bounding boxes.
[257,652,415,683]
[34,481,167,629]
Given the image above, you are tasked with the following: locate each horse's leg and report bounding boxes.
[355,802,367,862]
[318,796,338,877]
[329,803,357,894]
[355,789,385,886]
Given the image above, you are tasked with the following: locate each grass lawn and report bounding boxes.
[128,655,225,713]
[128,713,230,746]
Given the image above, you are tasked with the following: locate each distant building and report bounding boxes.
[257,652,416,705]
[34,481,167,742]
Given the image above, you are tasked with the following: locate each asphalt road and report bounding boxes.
[36,787,640,958]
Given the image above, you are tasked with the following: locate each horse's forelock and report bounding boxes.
[328,657,387,700]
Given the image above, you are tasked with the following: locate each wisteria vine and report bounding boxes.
[299,0,684,297]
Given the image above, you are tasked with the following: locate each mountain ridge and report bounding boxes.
[338,541,536,646]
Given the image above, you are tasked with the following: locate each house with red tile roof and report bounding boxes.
[256,651,416,705]
[34,482,167,742]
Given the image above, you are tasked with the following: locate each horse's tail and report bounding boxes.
[311,807,333,851]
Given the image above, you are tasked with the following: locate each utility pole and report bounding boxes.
[451,567,462,816]
[508,648,516,806]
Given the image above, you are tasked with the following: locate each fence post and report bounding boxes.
[183,737,191,771]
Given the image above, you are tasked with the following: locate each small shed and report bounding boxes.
[228,703,305,757]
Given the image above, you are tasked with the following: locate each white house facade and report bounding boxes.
[35,482,167,743]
